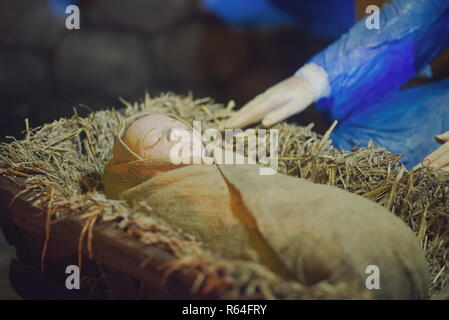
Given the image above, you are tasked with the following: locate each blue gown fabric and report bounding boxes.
[204,0,449,168]
[308,0,449,168]
[202,0,355,39]
[331,79,449,168]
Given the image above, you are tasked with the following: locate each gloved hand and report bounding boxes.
[221,63,330,129]
[221,75,315,129]
[417,131,449,171]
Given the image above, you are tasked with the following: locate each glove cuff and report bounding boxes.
[295,63,330,101]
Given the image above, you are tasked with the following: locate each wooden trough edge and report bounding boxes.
[0,176,218,299]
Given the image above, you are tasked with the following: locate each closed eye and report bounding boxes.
[142,129,164,149]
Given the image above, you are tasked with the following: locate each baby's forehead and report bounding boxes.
[132,115,188,130]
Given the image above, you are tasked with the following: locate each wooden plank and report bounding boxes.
[0,176,217,299]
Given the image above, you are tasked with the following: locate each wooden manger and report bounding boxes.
[0,93,448,299]
[0,175,213,299]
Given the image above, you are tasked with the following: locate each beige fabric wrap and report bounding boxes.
[103,159,429,299]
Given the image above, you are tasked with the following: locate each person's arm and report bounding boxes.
[311,0,449,121]
[223,0,449,129]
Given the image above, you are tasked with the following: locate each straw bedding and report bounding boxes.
[0,93,448,299]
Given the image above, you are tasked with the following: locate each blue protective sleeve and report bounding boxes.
[310,0,449,122]
[202,0,355,38]
[48,0,78,16]
[201,0,295,27]
[331,79,449,169]
[270,0,355,39]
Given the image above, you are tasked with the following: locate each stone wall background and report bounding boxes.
[0,0,330,139]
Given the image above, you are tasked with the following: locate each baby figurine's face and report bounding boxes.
[123,114,193,159]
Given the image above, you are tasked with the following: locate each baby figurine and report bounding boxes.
[111,114,197,164]
[104,113,429,300]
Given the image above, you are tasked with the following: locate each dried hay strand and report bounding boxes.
[0,92,448,299]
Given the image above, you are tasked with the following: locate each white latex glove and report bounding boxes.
[221,63,330,129]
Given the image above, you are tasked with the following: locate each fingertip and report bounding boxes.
[220,118,235,130]
[261,116,275,128]
[262,109,283,127]
[435,131,449,144]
